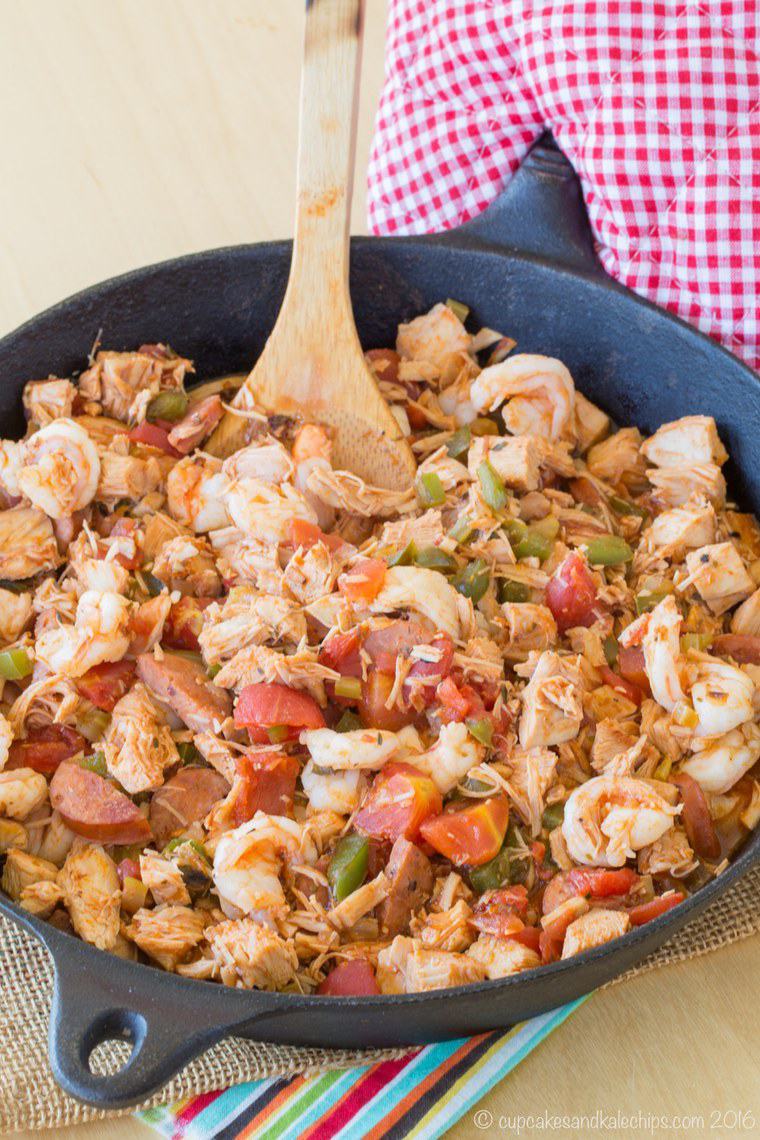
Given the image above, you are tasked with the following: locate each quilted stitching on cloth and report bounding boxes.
[367,1,760,368]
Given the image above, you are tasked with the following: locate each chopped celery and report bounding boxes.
[417,471,446,507]
[0,647,33,681]
[335,676,362,700]
[387,541,417,567]
[498,579,529,604]
[445,298,470,324]
[446,425,471,459]
[477,460,508,512]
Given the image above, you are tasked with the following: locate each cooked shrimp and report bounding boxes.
[680,723,760,794]
[35,589,131,678]
[225,477,317,544]
[370,565,461,638]
[618,595,685,712]
[167,455,230,532]
[301,760,367,814]
[562,775,680,867]
[407,721,483,793]
[301,727,403,771]
[470,355,575,442]
[686,659,754,737]
[213,813,317,916]
[16,419,100,519]
[222,436,295,485]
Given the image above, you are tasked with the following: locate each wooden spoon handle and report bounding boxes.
[287,0,364,323]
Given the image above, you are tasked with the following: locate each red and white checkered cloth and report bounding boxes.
[367,1,760,369]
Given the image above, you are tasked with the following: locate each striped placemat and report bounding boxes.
[138,1000,583,1140]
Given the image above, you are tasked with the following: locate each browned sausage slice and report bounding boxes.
[149,766,230,845]
[137,652,232,733]
[377,836,433,936]
[50,762,152,845]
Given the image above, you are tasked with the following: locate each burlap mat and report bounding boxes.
[1,865,758,1134]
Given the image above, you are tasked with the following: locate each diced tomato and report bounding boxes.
[163,596,215,652]
[319,628,363,677]
[76,659,136,712]
[234,682,326,743]
[317,959,380,996]
[232,752,300,823]
[7,725,86,775]
[541,867,640,914]
[404,633,455,704]
[616,646,651,695]
[435,676,475,722]
[289,518,345,554]
[470,886,529,938]
[539,928,563,964]
[358,672,417,731]
[627,892,685,927]
[711,634,760,665]
[419,797,510,867]
[545,551,599,633]
[338,558,387,605]
[355,762,442,843]
[670,772,721,860]
[363,618,435,675]
[599,665,645,706]
[511,925,542,952]
[129,420,182,457]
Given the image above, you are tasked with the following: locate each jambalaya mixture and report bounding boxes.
[0,303,759,996]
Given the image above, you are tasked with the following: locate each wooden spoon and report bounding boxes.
[207,0,416,490]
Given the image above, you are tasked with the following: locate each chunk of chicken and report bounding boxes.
[396,302,471,385]
[0,508,60,580]
[222,436,295,485]
[501,603,558,661]
[518,652,583,749]
[467,435,541,492]
[376,936,486,994]
[217,643,335,705]
[152,535,222,597]
[125,905,206,970]
[0,768,48,820]
[167,455,230,533]
[502,746,559,836]
[282,542,342,606]
[139,850,191,906]
[467,934,541,977]
[646,501,716,555]
[79,348,190,422]
[647,464,726,509]
[23,378,76,426]
[103,682,179,793]
[327,872,390,932]
[96,451,161,506]
[641,416,727,469]
[638,828,697,878]
[1,848,59,899]
[574,391,610,452]
[418,899,475,952]
[587,428,646,484]
[198,588,306,666]
[58,840,121,951]
[561,907,631,958]
[731,588,760,636]
[19,878,66,918]
[681,543,754,615]
[206,917,298,989]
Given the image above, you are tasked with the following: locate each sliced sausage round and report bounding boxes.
[50,762,152,845]
[137,652,232,733]
[149,766,229,846]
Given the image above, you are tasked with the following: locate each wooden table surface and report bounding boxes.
[2,3,757,1138]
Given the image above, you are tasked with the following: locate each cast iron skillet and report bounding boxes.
[0,135,758,1109]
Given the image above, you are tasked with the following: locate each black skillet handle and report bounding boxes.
[447,130,602,276]
[47,951,278,1109]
